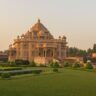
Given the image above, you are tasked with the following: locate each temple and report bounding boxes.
[9,19,67,65]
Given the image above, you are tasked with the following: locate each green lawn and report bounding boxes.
[0,68,96,96]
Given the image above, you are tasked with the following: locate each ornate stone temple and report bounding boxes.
[9,19,67,65]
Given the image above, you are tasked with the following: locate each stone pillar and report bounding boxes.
[20,42,24,60]
[37,48,39,57]
[8,49,13,62]
[28,42,32,62]
[63,47,67,58]
[44,48,47,64]
[44,48,47,58]
[53,48,55,58]
[58,44,61,59]
[16,43,20,60]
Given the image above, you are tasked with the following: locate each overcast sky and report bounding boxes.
[0,0,96,50]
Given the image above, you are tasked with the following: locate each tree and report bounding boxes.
[93,44,96,53]
[68,47,87,57]
[87,48,93,56]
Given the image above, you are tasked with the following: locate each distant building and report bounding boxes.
[9,19,67,65]
[64,57,83,64]
[0,51,8,61]
[92,53,96,58]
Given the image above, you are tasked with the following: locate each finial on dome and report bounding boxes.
[38,18,40,23]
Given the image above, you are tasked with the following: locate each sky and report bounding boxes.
[0,0,96,51]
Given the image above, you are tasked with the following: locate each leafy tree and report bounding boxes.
[68,47,87,57]
[93,44,96,53]
[87,48,93,56]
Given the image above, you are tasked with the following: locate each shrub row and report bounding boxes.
[53,68,59,72]
[0,67,22,71]
[50,62,93,73]
[0,69,43,77]
[63,62,93,69]
[50,62,60,68]
[1,72,11,79]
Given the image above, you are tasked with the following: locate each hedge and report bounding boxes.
[0,69,43,76]
[0,67,22,71]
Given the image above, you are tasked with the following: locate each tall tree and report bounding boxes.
[93,44,96,52]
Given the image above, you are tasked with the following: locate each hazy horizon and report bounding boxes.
[0,0,96,51]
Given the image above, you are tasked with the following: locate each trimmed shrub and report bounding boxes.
[54,62,60,68]
[15,59,23,65]
[0,67,22,71]
[85,63,93,69]
[1,72,11,79]
[63,62,70,67]
[72,62,81,68]
[0,69,43,76]
[53,68,59,72]
[15,59,29,65]
[50,62,60,68]
[30,61,37,67]
[23,60,29,65]
[9,62,17,67]
[50,62,54,67]
[39,64,46,67]
[32,70,42,74]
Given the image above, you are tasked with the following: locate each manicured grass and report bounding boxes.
[0,68,96,96]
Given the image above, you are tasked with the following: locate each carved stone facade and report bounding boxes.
[9,19,67,65]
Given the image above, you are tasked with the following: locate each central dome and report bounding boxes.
[27,19,54,39]
[31,19,49,32]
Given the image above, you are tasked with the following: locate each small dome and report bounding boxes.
[62,36,66,39]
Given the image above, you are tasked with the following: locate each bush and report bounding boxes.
[72,62,81,68]
[9,70,33,76]
[9,62,17,67]
[15,59,23,65]
[50,62,60,68]
[0,69,42,76]
[63,62,70,67]
[85,63,93,69]
[0,67,22,71]
[39,64,46,67]
[15,59,29,65]
[1,72,11,79]
[32,70,42,74]
[53,68,59,72]
[30,61,37,67]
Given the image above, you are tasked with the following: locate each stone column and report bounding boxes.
[44,48,47,65]
[63,47,67,58]
[8,49,13,62]
[16,43,20,60]
[20,42,24,60]
[58,44,61,59]
[28,42,32,62]
[52,48,55,58]
[44,48,47,58]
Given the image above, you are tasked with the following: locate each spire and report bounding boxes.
[38,18,40,23]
